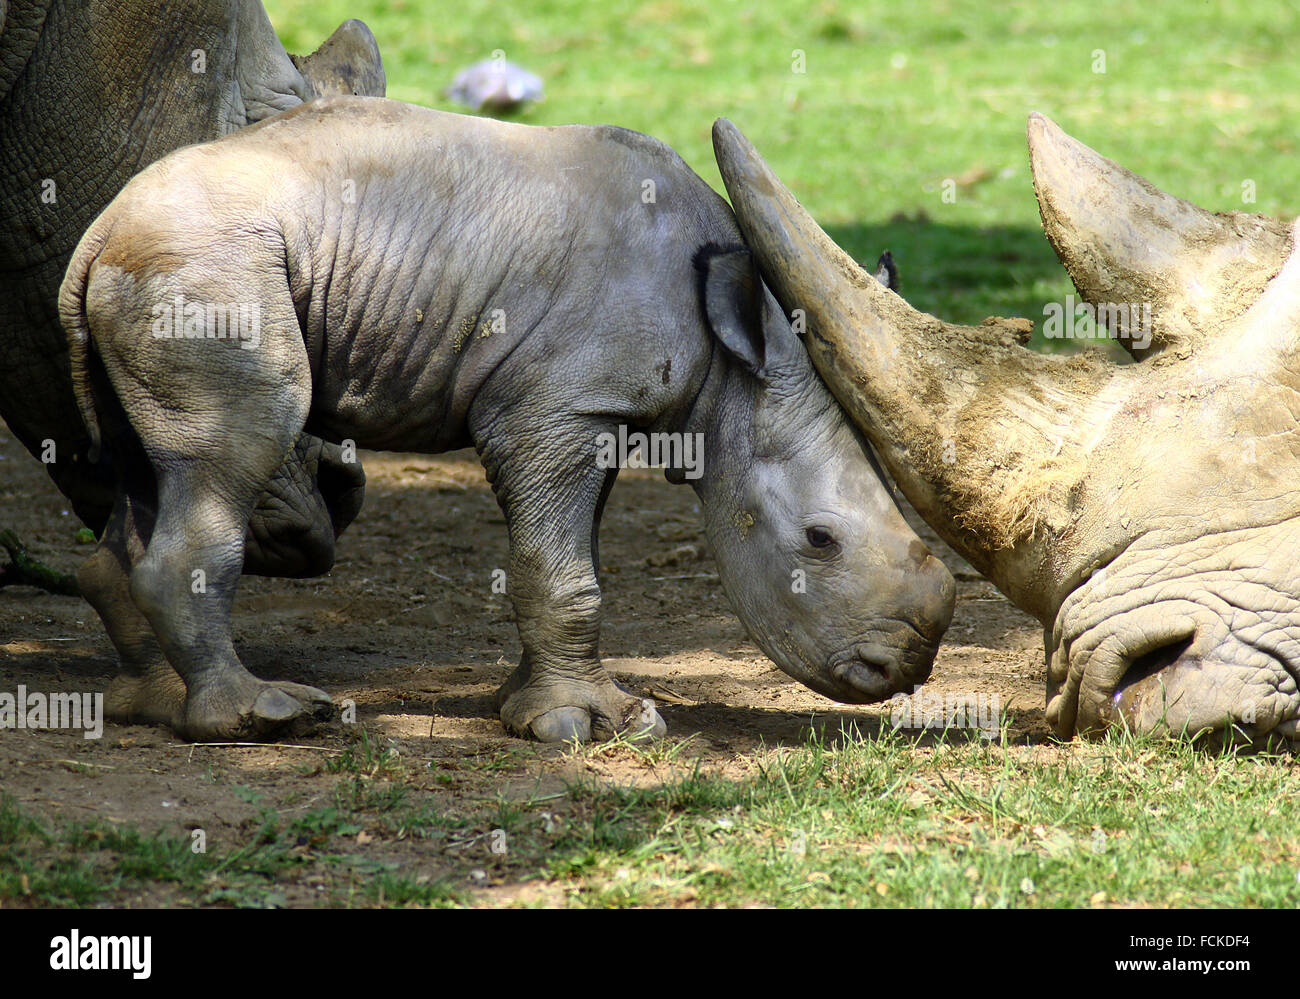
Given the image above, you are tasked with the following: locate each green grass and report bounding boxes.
[268,0,1300,346]
[0,790,464,908]
[324,723,405,778]
[5,724,1298,907]
[487,728,1300,907]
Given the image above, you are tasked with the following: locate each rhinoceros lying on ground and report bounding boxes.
[0,0,383,581]
[714,115,1300,746]
[59,96,955,742]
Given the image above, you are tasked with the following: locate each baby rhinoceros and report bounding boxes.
[60,96,954,743]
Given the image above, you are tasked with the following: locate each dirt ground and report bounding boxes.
[0,418,1048,903]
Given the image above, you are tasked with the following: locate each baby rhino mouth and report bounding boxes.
[827,633,936,704]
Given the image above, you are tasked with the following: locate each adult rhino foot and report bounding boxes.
[496,671,667,743]
[180,669,333,741]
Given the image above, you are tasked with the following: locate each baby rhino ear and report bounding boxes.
[699,246,766,376]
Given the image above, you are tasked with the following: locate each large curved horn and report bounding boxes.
[1028,113,1292,359]
[712,118,1120,621]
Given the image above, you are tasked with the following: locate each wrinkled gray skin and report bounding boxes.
[0,1,383,582]
[714,115,1300,746]
[60,97,955,742]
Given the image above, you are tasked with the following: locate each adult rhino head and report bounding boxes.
[713,115,1300,745]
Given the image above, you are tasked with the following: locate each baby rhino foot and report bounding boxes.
[496,672,667,743]
[181,668,333,741]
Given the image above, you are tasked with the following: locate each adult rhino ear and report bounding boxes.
[699,245,766,376]
[289,19,386,98]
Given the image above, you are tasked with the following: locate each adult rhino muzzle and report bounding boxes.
[712,114,1300,746]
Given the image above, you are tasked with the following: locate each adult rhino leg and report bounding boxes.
[77,477,187,730]
[473,413,665,743]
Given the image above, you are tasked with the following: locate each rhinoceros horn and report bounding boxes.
[1027,113,1293,358]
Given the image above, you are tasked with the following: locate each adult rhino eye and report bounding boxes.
[806,526,836,549]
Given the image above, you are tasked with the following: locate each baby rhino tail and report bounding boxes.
[59,221,111,462]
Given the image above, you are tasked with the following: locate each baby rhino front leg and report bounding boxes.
[481,420,666,743]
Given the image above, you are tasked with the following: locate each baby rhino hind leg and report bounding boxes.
[89,266,330,740]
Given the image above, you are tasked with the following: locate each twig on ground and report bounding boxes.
[0,529,81,596]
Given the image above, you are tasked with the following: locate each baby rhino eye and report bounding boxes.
[806,526,836,549]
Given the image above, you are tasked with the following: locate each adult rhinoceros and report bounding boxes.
[59,96,955,742]
[0,0,383,579]
[714,115,1300,746]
